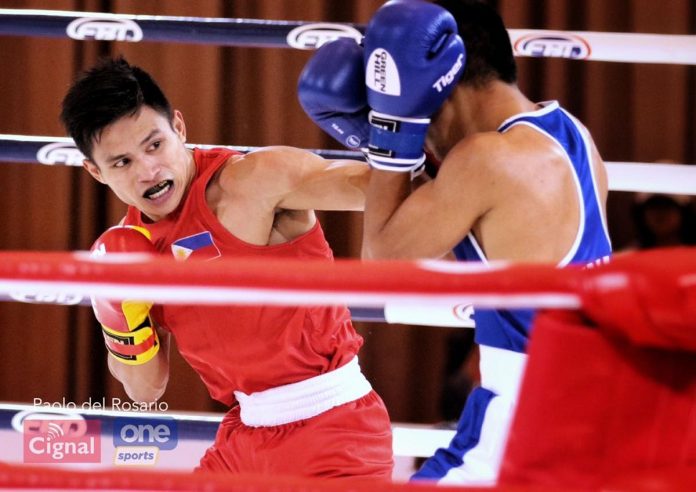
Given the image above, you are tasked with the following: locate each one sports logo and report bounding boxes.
[67,17,143,42]
[286,23,362,50]
[365,49,401,96]
[36,142,84,166]
[514,34,591,59]
[113,417,177,466]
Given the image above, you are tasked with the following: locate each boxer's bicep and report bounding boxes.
[281,158,370,211]
[253,146,370,212]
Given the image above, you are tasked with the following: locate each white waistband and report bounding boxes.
[479,345,528,400]
[233,357,372,427]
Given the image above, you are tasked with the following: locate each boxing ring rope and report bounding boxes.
[0,251,581,310]
[1,464,692,492]
[0,247,695,490]
[2,247,694,339]
[0,242,553,327]
[3,134,695,196]
[1,8,695,64]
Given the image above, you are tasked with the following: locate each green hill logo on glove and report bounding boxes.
[366,48,401,96]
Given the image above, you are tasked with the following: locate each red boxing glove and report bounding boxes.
[90,225,160,365]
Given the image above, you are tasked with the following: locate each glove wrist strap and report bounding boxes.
[367,110,428,172]
[101,321,160,366]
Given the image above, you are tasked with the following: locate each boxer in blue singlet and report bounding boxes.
[357,0,612,485]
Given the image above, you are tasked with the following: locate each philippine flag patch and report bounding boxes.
[171,231,221,261]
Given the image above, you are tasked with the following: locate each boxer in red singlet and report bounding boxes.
[61,57,392,479]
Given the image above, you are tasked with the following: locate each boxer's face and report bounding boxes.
[84,106,195,222]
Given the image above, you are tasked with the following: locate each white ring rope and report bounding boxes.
[606,162,696,195]
[508,29,696,65]
[3,134,695,196]
[0,9,694,65]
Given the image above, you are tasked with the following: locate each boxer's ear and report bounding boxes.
[172,110,186,143]
[84,159,105,184]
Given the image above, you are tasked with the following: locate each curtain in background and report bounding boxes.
[0,0,693,423]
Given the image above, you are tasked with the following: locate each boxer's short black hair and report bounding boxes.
[435,0,517,87]
[60,56,173,161]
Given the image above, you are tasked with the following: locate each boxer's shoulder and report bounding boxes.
[206,147,299,210]
[437,131,507,178]
[217,146,322,193]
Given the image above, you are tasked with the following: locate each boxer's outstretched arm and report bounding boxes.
[108,328,171,404]
[363,135,497,260]
[240,146,370,212]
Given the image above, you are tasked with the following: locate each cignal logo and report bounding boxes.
[23,419,101,464]
[66,17,143,42]
[514,34,591,60]
[286,23,362,50]
[113,417,177,466]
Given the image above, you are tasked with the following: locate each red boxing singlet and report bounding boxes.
[124,148,363,405]
[123,148,392,479]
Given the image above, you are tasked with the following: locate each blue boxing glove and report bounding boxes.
[298,38,370,150]
[364,0,465,171]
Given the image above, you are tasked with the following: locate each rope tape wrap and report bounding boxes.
[3,134,695,196]
[0,9,694,64]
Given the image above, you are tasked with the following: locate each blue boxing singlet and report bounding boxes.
[414,101,612,485]
[454,100,612,353]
